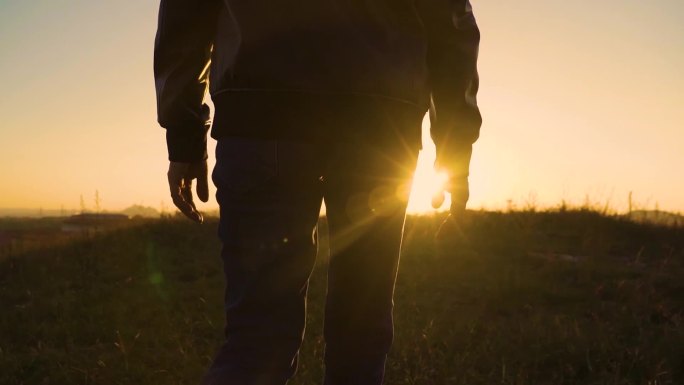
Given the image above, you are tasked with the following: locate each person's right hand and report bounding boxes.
[167,160,209,223]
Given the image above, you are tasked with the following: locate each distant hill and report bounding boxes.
[120,205,160,218]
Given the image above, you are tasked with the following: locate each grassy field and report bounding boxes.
[1,210,683,385]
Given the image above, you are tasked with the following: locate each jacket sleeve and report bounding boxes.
[154,0,221,162]
[417,0,482,178]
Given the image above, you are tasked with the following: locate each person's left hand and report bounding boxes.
[167,160,209,223]
[431,175,469,241]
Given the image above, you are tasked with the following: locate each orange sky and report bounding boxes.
[1,1,683,214]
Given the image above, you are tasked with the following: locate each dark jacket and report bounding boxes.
[154,0,481,176]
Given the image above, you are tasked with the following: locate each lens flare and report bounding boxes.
[407,157,451,214]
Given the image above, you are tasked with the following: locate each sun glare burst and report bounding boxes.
[407,150,450,214]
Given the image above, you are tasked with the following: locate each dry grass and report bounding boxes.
[1,210,683,384]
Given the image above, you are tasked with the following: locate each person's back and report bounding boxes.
[210,1,429,100]
[154,1,482,384]
[155,0,480,161]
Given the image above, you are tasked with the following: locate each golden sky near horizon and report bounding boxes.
[0,1,683,214]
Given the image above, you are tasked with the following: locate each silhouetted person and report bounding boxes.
[154,1,481,384]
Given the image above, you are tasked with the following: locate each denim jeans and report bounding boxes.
[202,136,418,385]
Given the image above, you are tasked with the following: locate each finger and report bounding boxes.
[168,163,202,223]
[446,177,469,217]
[168,162,189,190]
[433,158,444,172]
[168,172,192,216]
[196,167,209,203]
[171,191,202,223]
[169,179,200,223]
[181,181,203,223]
[431,190,445,209]
[450,202,466,218]
[181,180,197,210]
[167,168,184,198]
[449,188,468,217]
[182,179,204,223]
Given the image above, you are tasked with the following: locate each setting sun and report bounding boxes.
[406,121,451,214]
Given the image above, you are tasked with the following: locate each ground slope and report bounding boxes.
[1,211,683,385]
